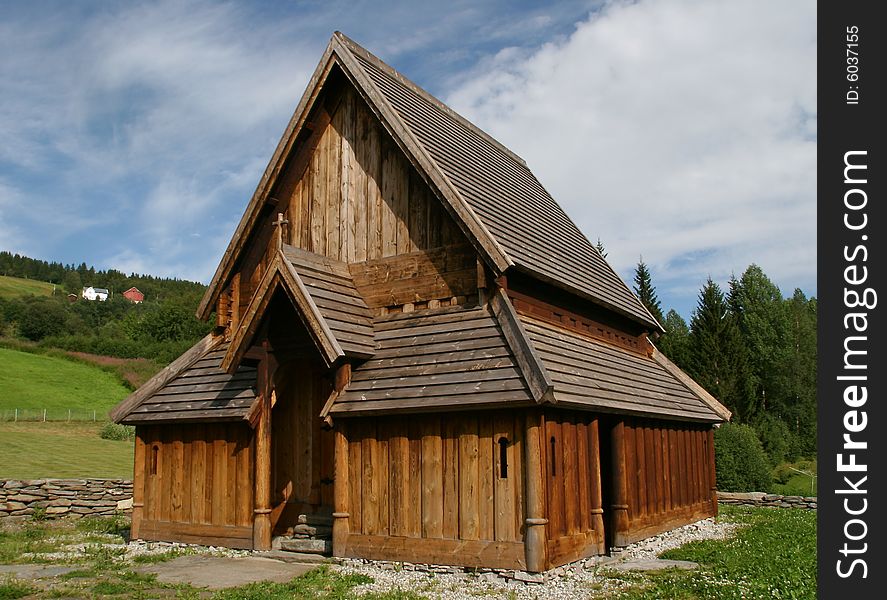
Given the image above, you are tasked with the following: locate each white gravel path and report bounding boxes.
[335,517,740,599]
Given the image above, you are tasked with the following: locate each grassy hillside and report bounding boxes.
[0,422,133,478]
[0,347,129,417]
[0,274,56,298]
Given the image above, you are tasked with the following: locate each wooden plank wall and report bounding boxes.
[219,85,474,324]
[341,411,526,569]
[270,357,335,532]
[280,86,464,266]
[135,423,254,549]
[622,418,716,541]
[542,411,605,566]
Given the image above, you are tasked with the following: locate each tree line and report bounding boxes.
[0,252,212,363]
[632,258,816,465]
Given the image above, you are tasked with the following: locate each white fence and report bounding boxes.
[1,408,103,422]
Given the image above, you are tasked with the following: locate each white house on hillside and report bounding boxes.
[82,286,109,301]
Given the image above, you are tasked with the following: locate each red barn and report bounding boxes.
[123,287,145,303]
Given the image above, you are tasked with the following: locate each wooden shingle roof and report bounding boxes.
[332,306,535,415]
[339,34,659,330]
[519,315,725,422]
[197,32,661,332]
[111,335,259,425]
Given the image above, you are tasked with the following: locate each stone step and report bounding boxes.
[299,513,333,528]
[292,523,332,539]
[276,537,332,555]
[255,550,338,565]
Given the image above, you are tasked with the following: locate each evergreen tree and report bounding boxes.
[688,278,755,422]
[633,258,663,324]
[658,309,691,370]
[594,238,607,258]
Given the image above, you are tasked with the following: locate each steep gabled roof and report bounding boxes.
[197,32,660,332]
[110,335,259,425]
[222,245,374,372]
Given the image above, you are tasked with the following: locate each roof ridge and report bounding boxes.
[333,32,528,168]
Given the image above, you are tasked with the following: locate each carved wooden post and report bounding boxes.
[588,418,605,554]
[524,409,548,572]
[332,362,352,557]
[610,420,630,547]
[708,427,718,518]
[253,342,273,550]
[130,433,146,540]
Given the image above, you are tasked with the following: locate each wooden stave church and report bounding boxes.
[111,32,730,572]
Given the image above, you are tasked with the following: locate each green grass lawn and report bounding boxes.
[612,505,816,599]
[0,275,55,299]
[0,347,130,417]
[0,421,133,478]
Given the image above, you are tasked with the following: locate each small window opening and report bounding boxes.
[550,436,557,476]
[498,437,509,478]
[150,445,159,476]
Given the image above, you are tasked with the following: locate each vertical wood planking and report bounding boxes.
[421,416,443,539]
[545,418,564,539]
[310,125,327,254]
[387,419,407,537]
[478,415,494,541]
[377,421,389,536]
[226,435,238,525]
[588,418,605,538]
[623,422,637,520]
[561,416,579,536]
[340,91,355,262]
[212,428,226,526]
[644,426,656,517]
[160,428,173,521]
[361,423,379,535]
[190,425,206,524]
[634,421,647,521]
[458,415,480,540]
[348,424,363,534]
[493,414,515,541]
[326,115,342,260]
[380,140,399,257]
[408,170,429,251]
[442,417,459,539]
[237,430,253,527]
[511,414,524,541]
[352,94,369,262]
[364,110,383,260]
[575,418,591,534]
[407,419,422,537]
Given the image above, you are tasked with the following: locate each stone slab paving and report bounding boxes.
[0,564,79,579]
[135,555,316,590]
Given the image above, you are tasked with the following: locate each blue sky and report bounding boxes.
[0,0,816,319]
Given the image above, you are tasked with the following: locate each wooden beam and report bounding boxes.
[332,423,350,557]
[610,420,631,547]
[252,344,273,551]
[523,409,548,572]
[490,287,554,404]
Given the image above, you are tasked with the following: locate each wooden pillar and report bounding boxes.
[588,419,605,554]
[708,427,718,517]
[252,344,273,551]
[524,410,548,572]
[130,432,146,540]
[332,363,352,557]
[610,420,630,548]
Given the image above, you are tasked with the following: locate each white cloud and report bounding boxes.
[446,0,816,312]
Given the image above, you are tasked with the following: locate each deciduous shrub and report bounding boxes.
[714,422,772,492]
[99,422,135,441]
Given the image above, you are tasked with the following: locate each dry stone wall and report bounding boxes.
[1,479,133,519]
[717,491,817,509]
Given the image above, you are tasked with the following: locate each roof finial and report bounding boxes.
[272,212,289,249]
